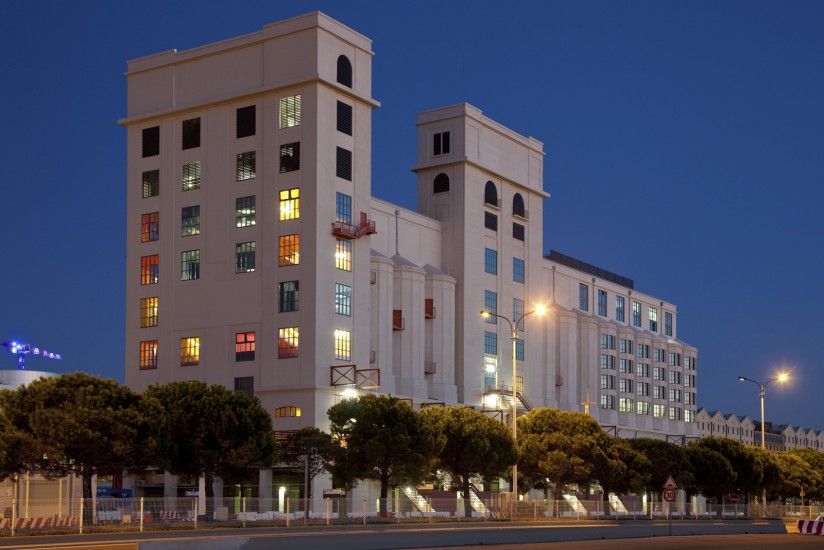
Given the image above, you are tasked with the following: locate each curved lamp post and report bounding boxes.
[737,372,789,513]
[481,305,546,501]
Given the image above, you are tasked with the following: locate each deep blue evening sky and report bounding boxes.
[2,1,822,428]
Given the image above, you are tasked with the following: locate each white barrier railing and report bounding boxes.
[1,495,822,537]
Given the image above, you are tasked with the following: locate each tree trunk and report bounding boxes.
[601,487,611,517]
[205,471,215,499]
[462,477,473,517]
[82,470,93,499]
[205,471,215,519]
[379,471,389,517]
[304,457,311,525]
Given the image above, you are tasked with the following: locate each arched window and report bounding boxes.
[337,55,352,88]
[274,406,301,418]
[433,173,450,193]
[512,193,525,217]
[484,181,498,206]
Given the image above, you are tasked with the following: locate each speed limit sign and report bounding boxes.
[663,488,677,502]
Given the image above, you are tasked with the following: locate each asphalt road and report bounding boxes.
[0,519,808,550]
[440,534,823,550]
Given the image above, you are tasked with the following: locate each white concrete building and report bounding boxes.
[695,408,824,452]
[121,12,698,500]
[0,369,58,391]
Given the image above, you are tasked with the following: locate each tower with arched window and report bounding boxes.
[412,103,548,406]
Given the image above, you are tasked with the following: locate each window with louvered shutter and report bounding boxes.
[484,181,498,206]
[236,106,256,138]
[513,222,525,241]
[337,101,352,135]
[279,142,300,173]
[181,162,201,191]
[142,126,160,157]
[336,147,352,181]
[337,55,352,87]
[142,170,159,198]
[182,118,200,150]
[279,95,301,128]
[236,151,256,181]
[513,193,525,217]
[433,173,449,193]
[484,211,497,231]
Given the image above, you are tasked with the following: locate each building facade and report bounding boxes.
[122,13,698,498]
[695,408,824,452]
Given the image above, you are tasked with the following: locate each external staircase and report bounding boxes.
[467,484,489,515]
[402,486,434,513]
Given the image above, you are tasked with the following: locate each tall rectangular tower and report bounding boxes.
[122,13,379,431]
[412,104,548,407]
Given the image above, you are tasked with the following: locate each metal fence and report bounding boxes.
[1,495,822,537]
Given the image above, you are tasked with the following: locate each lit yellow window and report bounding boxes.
[180,337,200,366]
[278,327,299,358]
[279,188,300,220]
[274,406,301,418]
[334,329,351,361]
[335,239,351,271]
[140,340,157,370]
[279,234,300,266]
[140,297,158,328]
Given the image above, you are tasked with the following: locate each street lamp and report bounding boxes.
[737,372,789,513]
[481,304,546,501]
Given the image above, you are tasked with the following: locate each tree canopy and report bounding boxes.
[772,452,823,500]
[684,443,736,502]
[327,394,443,516]
[625,438,694,495]
[593,438,651,509]
[0,372,164,497]
[146,381,278,498]
[517,408,613,500]
[421,406,516,515]
[693,436,763,498]
[790,448,824,499]
[4,372,824,513]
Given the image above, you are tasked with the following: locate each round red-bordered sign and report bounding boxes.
[663,488,677,503]
[729,494,740,504]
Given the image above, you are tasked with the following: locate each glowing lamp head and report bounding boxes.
[777,373,789,383]
[535,304,547,316]
[480,310,491,318]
